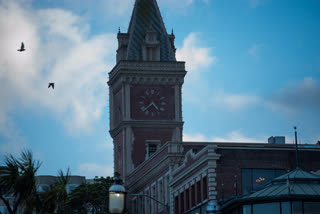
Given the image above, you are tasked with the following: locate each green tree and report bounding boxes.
[55,168,71,214]
[33,184,58,214]
[32,168,71,214]
[0,150,41,214]
[66,176,113,214]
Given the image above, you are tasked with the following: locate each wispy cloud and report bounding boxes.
[266,77,320,114]
[211,130,265,143]
[0,1,116,137]
[184,131,265,143]
[76,163,113,178]
[183,133,207,141]
[48,0,210,19]
[213,92,260,111]
[159,0,210,9]
[44,0,133,17]
[183,85,260,112]
[176,32,217,73]
[184,132,315,145]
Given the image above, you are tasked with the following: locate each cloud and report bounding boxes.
[248,44,263,57]
[42,0,133,18]
[186,77,320,114]
[43,0,210,20]
[0,134,28,156]
[100,0,133,16]
[266,77,320,114]
[184,131,265,143]
[183,84,261,112]
[213,92,260,111]
[0,1,116,136]
[211,130,265,143]
[76,163,113,178]
[176,32,218,73]
[183,133,207,141]
[158,0,210,9]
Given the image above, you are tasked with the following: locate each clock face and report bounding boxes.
[139,89,167,117]
[131,86,174,120]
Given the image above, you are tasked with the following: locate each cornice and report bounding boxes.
[109,120,184,138]
[181,142,320,151]
[127,158,169,194]
[108,61,186,86]
[170,145,221,187]
[126,147,170,193]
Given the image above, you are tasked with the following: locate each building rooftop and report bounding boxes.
[220,168,320,210]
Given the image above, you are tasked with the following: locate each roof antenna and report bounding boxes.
[294,126,299,169]
[118,27,121,33]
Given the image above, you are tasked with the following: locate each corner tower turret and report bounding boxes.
[108,0,186,182]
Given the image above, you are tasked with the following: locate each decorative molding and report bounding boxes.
[110,61,185,75]
[110,120,183,138]
[126,153,170,193]
[171,144,215,177]
[170,145,221,190]
[179,187,184,193]
[108,61,186,87]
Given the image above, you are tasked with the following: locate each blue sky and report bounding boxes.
[0,0,319,178]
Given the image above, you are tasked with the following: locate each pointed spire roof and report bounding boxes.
[126,0,176,61]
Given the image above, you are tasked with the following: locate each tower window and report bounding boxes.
[149,144,157,156]
[145,140,161,159]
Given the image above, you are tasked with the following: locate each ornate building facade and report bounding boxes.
[108,1,320,213]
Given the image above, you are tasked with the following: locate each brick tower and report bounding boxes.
[108,0,186,182]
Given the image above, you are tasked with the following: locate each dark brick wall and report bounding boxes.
[114,132,123,177]
[132,127,173,168]
[215,148,320,200]
[114,88,122,126]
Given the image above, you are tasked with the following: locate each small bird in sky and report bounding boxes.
[48,83,55,89]
[17,42,26,52]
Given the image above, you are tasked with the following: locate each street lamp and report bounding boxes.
[109,176,126,214]
[108,177,170,214]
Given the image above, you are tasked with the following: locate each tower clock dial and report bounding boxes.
[139,89,167,117]
[131,86,174,120]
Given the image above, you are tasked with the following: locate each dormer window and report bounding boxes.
[142,26,160,61]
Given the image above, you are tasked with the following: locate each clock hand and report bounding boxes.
[142,103,153,111]
[150,102,159,111]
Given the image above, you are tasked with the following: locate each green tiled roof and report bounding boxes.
[220,168,320,210]
[245,168,320,199]
[126,0,175,61]
[272,167,320,182]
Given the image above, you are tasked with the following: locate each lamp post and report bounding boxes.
[108,177,170,214]
[109,176,126,214]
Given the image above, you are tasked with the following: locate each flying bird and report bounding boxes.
[48,83,55,89]
[17,42,26,52]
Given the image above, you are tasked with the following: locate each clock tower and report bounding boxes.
[108,0,186,181]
